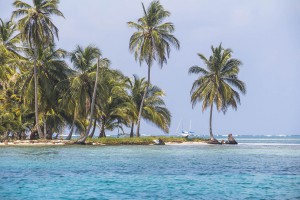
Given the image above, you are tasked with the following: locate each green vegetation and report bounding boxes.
[128,1,180,137]
[189,44,246,141]
[12,0,65,138]
[0,0,176,142]
[0,1,246,144]
[86,136,207,145]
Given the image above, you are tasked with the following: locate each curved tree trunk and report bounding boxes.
[209,103,215,140]
[136,65,150,137]
[34,48,43,139]
[65,122,74,140]
[77,58,100,144]
[88,119,97,138]
[54,128,63,139]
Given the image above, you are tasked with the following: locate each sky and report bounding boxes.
[1,0,300,136]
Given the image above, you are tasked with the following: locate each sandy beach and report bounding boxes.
[0,140,208,146]
[165,141,208,145]
[0,140,70,146]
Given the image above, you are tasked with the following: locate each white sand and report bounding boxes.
[165,142,208,145]
[0,140,69,146]
[0,140,208,146]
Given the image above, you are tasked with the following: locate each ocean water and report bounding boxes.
[0,136,300,200]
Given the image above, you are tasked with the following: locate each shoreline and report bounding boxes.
[165,141,208,145]
[0,140,208,146]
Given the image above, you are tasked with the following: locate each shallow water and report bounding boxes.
[1,138,300,199]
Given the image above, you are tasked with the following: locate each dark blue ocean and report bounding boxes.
[1,135,300,200]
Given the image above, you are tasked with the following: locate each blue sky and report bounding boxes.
[1,0,299,135]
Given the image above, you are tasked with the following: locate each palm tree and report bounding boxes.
[78,56,110,143]
[189,44,246,141]
[128,0,180,136]
[126,75,145,137]
[16,45,71,139]
[95,68,129,138]
[64,45,109,143]
[127,75,171,137]
[12,0,64,139]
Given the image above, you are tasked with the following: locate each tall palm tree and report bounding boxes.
[127,75,171,137]
[128,0,179,136]
[78,56,110,143]
[65,45,109,143]
[189,44,246,141]
[16,45,71,139]
[12,0,64,138]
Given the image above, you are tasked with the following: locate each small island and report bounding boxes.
[0,1,299,200]
[1,0,245,145]
[0,136,209,146]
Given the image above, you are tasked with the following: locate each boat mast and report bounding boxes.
[176,119,182,134]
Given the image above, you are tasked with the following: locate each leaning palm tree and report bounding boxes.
[12,0,64,139]
[189,44,246,141]
[65,45,109,143]
[128,0,179,136]
[77,56,110,143]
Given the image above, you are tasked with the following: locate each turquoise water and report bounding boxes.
[1,137,300,199]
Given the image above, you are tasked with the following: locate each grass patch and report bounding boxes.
[86,136,208,145]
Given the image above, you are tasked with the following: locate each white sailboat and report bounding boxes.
[176,119,195,138]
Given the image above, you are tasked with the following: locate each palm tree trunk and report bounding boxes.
[4,131,8,140]
[43,114,47,139]
[130,122,134,137]
[77,58,100,144]
[88,119,97,138]
[99,118,106,138]
[136,65,151,137]
[65,117,75,140]
[34,48,43,139]
[209,103,215,140]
